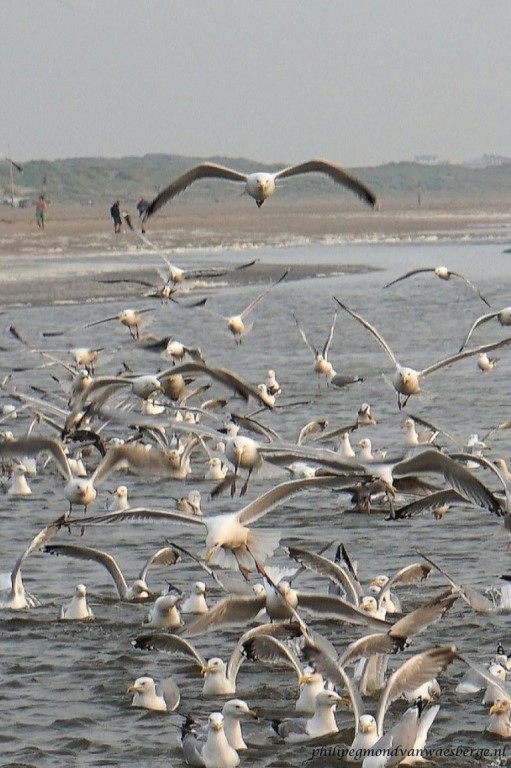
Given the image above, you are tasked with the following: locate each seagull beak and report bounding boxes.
[201,665,211,677]
[247,709,258,719]
[127,684,138,694]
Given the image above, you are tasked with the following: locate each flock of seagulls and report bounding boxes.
[3,159,511,768]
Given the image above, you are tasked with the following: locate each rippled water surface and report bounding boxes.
[1,227,511,767]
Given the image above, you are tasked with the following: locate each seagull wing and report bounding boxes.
[10,519,64,597]
[0,436,72,482]
[237,475,366,526]
[338,633,405,668]
[388,588,458,642]
[392,449,502,514]
[449,271,491,306]
[459,311,500,350]
[419,337,511,378]
[375,645,458,735]
[242,634,303,681]
[392,489,468,519]
[239,269,289,319]
[383,268,434,289]
[180,594,265,637]
[132,632,206,668]
[297,592,392,630]
[292,313,319,357]
[228,622,304,687]
[146,162,248,217]
[43,543,130,598]
[158,361,274,409]
[322,311,338,359]
[273,159,377,208]
[85,507,206,528]
[287,547,361,604]
[301,637,363,730]
[138,546,181,582]
[416,551,495,614]
[333,297,400,367]
[374,562,432,612]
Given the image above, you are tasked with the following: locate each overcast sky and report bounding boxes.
[2,1,511,167]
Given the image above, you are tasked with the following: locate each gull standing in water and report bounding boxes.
[333,297,511,409]
[144,158,377,216]
[384,266,490,306]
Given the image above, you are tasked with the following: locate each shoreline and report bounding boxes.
[1,198,510,306]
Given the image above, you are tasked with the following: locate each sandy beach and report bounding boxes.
[1,196,510,306]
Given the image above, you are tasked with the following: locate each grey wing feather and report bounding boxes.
[388,588,458,642]
[375,645,458,734]
[138,546,181,582]
[383,268,434,288]
[43,543,129,598]
[146,163,247,217]
[274,159,377,207]
[132,632,205,667]
[459,311,499,350]
[287,547,360,604]
[180,594,265,637]
[338,633,405,668]
[297,592,392,630]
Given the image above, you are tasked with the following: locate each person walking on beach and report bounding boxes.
[35,195,47,230]
[110,200,122,233]
[136,197,149,234]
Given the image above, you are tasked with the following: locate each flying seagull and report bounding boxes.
[384,266,490,307]
[145,158,378,216]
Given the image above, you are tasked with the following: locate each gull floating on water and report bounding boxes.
[383,265,490,306]
[144,159,378,216]
[127,675,180,712]
[59,583,94,620]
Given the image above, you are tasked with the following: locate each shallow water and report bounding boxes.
[1,226,511,767]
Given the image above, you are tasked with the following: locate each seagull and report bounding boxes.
[0,518,65,610]
[142,593,183,629]
[207,269,289,343]
[383,265,490,306]
[333,297,511,409]
[293,310,340,387]
[459,305,511,350]
[43,543,180,601]
[486,699,511,738]
[43,307,154,340]
[59,583,94,620]
[180,581,209,614]
[181,711,240,768]
[127,675,180,712]
[106,485,130,511]
[144,159,377,216]
[477,352,498,372]
[242,633,326,713]
[133,622,299,696]
[0,438,188,513]
[271,690,343,742]
[89,476,361,575]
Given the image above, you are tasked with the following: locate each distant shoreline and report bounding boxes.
[0,198,510,307]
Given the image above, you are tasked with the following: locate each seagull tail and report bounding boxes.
[246,528,282,564]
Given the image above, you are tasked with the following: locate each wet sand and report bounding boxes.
[1,197,510,306]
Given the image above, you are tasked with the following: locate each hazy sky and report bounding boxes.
[3,1,511,167]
